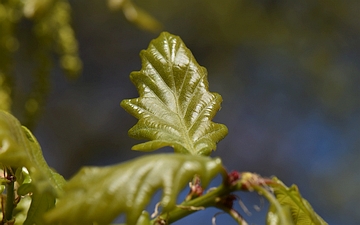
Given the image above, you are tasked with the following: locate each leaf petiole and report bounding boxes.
[4,168,16,223]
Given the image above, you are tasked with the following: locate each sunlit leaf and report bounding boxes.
[121,32,228,156]
[268,177,327,225]
[0,110,66,224]
[44,154,226,225]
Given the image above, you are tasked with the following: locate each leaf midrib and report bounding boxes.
[174,66,195,154]
[154,40,196,154]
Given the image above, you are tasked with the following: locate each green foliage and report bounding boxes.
[44,154,225,224]
[121,32,228,156]
[0,0,21,112]
[0,72,12,112]
[0,0,82,129]
[0,111,65,190]
[0,111,65,224]
[0,31,327,225]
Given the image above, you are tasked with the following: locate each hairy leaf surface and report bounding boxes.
[0,111,66,224]
[268,178,327,225]
[121,32,228,155]
[45,154,226,225]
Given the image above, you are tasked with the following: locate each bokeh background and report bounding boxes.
[6,0,360,224]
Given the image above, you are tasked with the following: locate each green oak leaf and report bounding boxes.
[44,154,226,225]
[0,110,66,224]
[268,177,327,225]
[121,32,228,156]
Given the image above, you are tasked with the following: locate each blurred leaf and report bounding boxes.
[0,72,12,112]
[0,110,66,224]
[13,195,32,225]
[15,167,32,185]
[134,211,151,225]
[44,154,226,225]
[23,0,53,18]
[121,32,228,156]
[23,190,57,225]
[268,177,327,225]
[23,0,82,128]
[20,126,66,225]
[108,0,162,32]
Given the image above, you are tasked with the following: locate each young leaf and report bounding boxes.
[268,177,328,225]
[44,154,226,225]
[16,129,66,225]
[0,111,65,189]
[0,110,66,224]
[121,32,228,156]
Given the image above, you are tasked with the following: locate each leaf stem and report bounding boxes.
[152,183,231,224]
[4,168,15,222]
[215,206,248,225]
[151,172,283,225]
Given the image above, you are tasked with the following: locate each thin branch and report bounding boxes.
[4,168,15,223]
[149,172,283,225]
[151,183,230,224]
